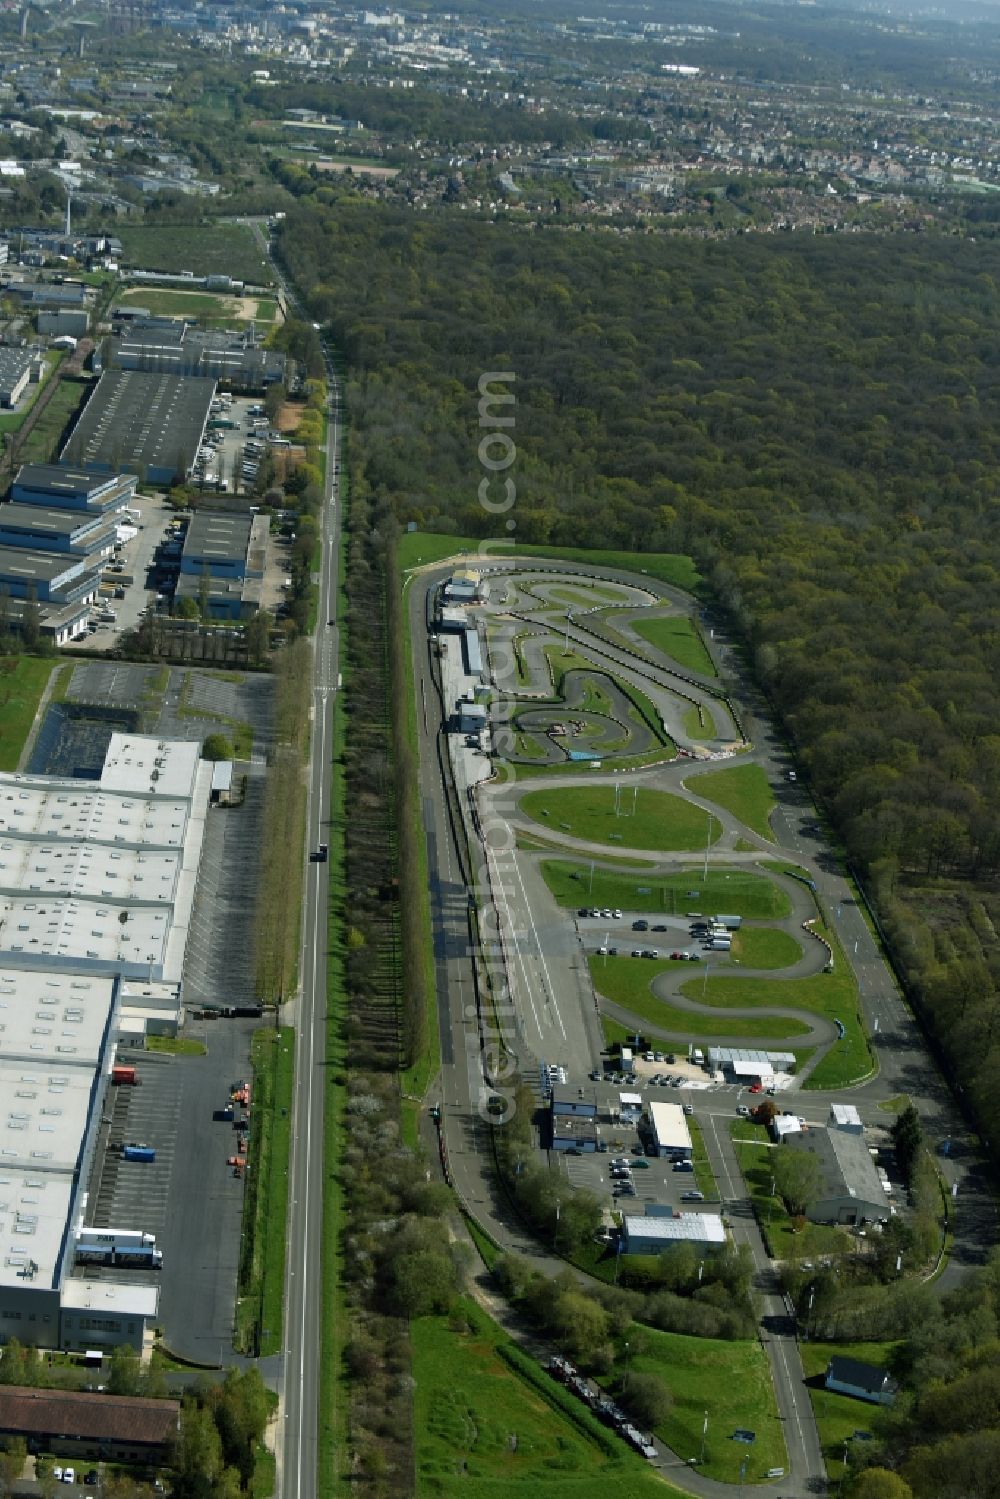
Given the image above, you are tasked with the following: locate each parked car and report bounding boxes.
[736,1105,750,1117]
[681,1190,705,1202]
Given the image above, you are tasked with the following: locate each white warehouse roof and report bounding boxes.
[649,1100,691,1154]
[830,1103,862,1129]
[623,1213,726,1246]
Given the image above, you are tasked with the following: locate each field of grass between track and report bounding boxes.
[412,1297,685,1499]
[730,1122,855,1262]
[731,927,803,969]
[683,703,716,740]
[540,860,791,918]
[631,614,717,676]
[684,762,777,843]
[798,1340,900,1470]
[521,785,720,852]
[590,956,812,1040]
[397,531,700,591]
[602,1325,787,1484]
[679,938,871,1089]
[0,657,58,770]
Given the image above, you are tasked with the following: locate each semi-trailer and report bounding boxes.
[111,1065,138,1085]
[76,1228,155,1248]
[75,1243,162,1269]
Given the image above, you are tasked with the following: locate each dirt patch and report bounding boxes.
[315,159,399,180]
[276,401,306,433]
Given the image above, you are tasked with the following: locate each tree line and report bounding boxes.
[278,198,1000,1171]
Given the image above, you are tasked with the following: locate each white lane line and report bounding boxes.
[507,848,568,1043]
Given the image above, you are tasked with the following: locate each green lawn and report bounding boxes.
[731,927,803,970]
[730,1124,855,1261]
[683,703,716,740]
[631,615,717,676]
[608,1326,787,1484]
[13,374,89,469]
[396,531,700,590]
[590,956,812,1040]
[117,287,238,321]
[679,938,871,1088]
[0,657,55,770]
[118,223,273,284]
[687,1115,719,1200]
[540,860,791,918]
[799,1341,899,1469]
[685,763,777,842]
[235,1026,295,1357]
[146,1036,207,1056]
[521,786,720,852]
[412,1299,683,1498]
[548,582,631,607]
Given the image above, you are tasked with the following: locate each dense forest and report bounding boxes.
[281,201,1000,1201]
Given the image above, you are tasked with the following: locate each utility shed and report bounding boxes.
[829,1103,863,1134]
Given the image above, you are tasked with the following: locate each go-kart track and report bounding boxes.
[407,545,996,1499]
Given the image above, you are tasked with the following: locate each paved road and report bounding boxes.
[261,232,343,1499]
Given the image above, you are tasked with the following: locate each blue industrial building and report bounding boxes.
[12,463,137,517]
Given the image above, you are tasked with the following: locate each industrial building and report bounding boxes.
[0,1385,180,1464]
[171,510,270,620]
[12,463,137,518]
[647,1100,692,1159]
[785,1127,890,1228]
[0,734,211,1353]
[105,318,287,392]
[463,627,483,679]
[0,348,36,407]
[61,371,216,486]
[0,505,116,563]
[622,1212,726,1255]
[0,545,100,604]
[829,1103,863,1134]
[37,309,90,339]
[444,567,487,604]
[707,1047,798,1083]
[549,1085,598,1151]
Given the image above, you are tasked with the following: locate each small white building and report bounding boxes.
[648,1100,692,1159]
[622,1212,726,1255]
[829,1103,863,1134]
[618,1091,643,1123]
[773,1113,803,1142]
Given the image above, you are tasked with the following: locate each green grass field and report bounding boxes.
[589,956,812,1040]
[731,1123,855,1261]
[799,1341,899,1470]
[678,934,870,1087]
[235,1026,295,1357]
[731,927,803,969]
[0,657,54,770]
[631,614,717,676]
[540,860,791,918]
[521,786,720,852]
[412,1299,684,1498]
[610,1326,787,1484]
[16,375,90,468]
[118,223,273,284]
[683,703,716,740]
[685,763,777,842]
[117,287,240,321]
[548,582,631,607]
[396,532,701,590]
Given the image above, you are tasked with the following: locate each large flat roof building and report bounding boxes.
[622,1213,726,1254]
[0,545,99,604]
[12,464,137,517]
[106,319,287,391]
[786,1126,889,1228]
[0,734,211,1352]
[173,511,269,620]
[648,1100,692,1159]
[0,504,116,560]
[61,371,216,486]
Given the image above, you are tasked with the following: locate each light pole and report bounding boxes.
[623,1340,631,1392]
[698,1260,705,1285]
[699,1410,708,1465]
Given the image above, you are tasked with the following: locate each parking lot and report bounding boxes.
[63,490,176,651]
[80,1017,258,1362]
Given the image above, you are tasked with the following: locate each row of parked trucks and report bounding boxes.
[547,1355,658,1461]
